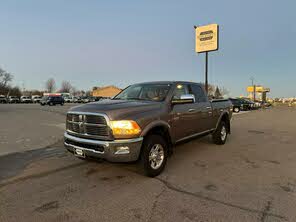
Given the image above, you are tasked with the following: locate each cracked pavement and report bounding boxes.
[0,104,296,221]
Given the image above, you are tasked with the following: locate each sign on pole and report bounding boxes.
[195,24,219,53]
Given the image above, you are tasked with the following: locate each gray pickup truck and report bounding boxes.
[64,81,232,177]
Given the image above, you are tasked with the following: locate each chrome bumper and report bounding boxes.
[64,132,143,162]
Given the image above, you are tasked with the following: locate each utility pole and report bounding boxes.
[250,77,256,101]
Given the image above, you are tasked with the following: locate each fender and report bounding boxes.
[214,111,231,133]
[140,120,172,138]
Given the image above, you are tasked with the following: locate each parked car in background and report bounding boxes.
[261,102,272,108]
[20,96,32,103]
[0,95,7,103]
[8,96,20,103]
[40,96,64,106]
[88,96,96,102]
[254,101,262,108]
[81,96,90,103]
[64,81,233,177]
[242,99,256,110]
[32,95,42,103]
[64,96,74,103]
[73,96,82,103]
[229,98,247,112]
[94,96,102,101]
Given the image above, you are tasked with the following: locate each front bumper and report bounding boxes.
[64,132,143,162]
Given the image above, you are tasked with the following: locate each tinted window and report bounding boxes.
[172,84,189,100]
[189,84,207,102]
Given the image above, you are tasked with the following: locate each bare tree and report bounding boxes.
[45,78,56,93]
[200,83,215,97]
[9,86,21,97]
[0,67,13,88]
[60,81,72,93]
[220,87,229,97]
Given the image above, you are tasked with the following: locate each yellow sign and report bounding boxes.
[247,86,270,93]
[195,24,219,53]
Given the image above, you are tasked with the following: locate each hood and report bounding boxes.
[69,99,162,120]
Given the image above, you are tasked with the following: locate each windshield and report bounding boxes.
[114,84,171,102]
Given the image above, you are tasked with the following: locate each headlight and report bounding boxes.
[110,120,141,139]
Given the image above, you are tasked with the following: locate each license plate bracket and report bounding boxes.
[74,148,85,158]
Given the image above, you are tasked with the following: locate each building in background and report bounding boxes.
[92,86,121,98]
[247,85,270,102]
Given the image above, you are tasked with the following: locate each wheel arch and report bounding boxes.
[140,121,173,154]
[215,112,231,134]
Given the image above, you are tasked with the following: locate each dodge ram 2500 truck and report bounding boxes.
[64,81,232,177]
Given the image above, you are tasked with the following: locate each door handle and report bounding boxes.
[188,109,195,112]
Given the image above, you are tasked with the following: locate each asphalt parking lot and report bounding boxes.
[0,104,296,222]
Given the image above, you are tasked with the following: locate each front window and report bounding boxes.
[172,84,189,100]
[114,84,171,102]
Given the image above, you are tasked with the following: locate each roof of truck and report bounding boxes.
[135,81,201,85]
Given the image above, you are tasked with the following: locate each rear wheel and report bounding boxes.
[233,107,240,113]
[140,135,168,177]
[212,121,228,145]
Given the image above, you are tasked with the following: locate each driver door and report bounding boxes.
[170,84,197,141]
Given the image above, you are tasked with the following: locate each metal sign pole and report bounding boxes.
[205,52,208,95]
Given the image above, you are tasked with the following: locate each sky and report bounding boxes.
[0,0,295,97]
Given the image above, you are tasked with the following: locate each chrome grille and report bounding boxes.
[66,112,109,139]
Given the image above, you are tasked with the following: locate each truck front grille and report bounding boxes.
[66,112,110,139]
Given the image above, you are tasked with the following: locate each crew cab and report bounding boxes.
[64,81,232,177]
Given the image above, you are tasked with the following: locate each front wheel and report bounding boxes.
[212,121,228,145]
[140,135,168,177]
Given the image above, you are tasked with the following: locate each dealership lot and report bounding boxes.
[0,104,296,222]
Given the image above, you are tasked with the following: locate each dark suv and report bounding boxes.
[40,96,64,106]
[229,98,250,113]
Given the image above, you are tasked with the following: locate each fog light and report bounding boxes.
[115,146,130,154]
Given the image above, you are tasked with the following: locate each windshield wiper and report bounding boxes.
[126,97,149,101]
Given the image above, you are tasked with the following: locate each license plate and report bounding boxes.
[74,148,85,157]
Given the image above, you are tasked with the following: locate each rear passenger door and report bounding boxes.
[189,84,215,132]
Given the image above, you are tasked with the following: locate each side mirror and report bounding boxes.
[172,94,195,104]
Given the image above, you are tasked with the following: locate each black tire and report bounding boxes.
[233,107,240,113]
[140,134,168,177]
[61,103,64,106]
[212,121,228,145]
